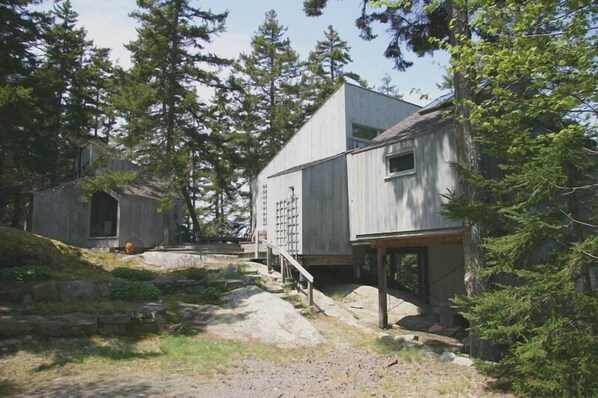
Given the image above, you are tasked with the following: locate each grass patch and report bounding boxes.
[180,267,207,281]
[0,265,52,282]
[110,282,161,301]
[434,374,474,395]
[12,300,139,316]
[158,335,248,373]
[111,267,156,281]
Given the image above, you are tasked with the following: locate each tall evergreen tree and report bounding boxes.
[86,47,116,142]
[302,25,354,114]
[36,0,97,185]
[235,10,303,174]
[117,0,230,239]
[446,1,598,395]
[0,0,45,226]
[194,79,248,237]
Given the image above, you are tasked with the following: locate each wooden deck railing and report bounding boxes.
[260,239,314,308]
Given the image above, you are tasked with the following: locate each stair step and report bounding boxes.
[265,285,284,294]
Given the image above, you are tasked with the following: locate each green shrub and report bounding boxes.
[111,267,155,281]
[0,265,52,282]
[183,267,206,281]
[201,287,221,302]
[110,281,161,301]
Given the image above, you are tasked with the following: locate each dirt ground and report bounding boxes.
[1,315,513,398]
[1,257,513,397]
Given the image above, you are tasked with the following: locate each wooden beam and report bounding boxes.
[266,247,273,273]
[377,247,388,329]
[304,256,352,267]
[371,234,463,248]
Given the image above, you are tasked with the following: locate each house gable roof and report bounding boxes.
[351,103,454,154]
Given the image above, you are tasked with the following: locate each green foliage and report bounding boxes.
[0,265,52,282]
[111,267,156,281]
[110,281,161,301]
[0,1,45,227]
[115,0,231,237]
[79,170,137,202]
[301,25,357,114]
[200,287,221,302]
[446,1,598,396]
[182,267,207,281]
[234,10,304,173]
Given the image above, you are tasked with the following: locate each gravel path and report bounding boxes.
[9,316,512,398]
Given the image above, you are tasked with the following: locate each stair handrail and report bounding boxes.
[260,239,314,307]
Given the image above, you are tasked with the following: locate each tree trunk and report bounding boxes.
[11,191,23,228]
[182,185,201,241]
[447,0,498,361]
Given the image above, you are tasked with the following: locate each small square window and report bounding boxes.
[386,151,415,178]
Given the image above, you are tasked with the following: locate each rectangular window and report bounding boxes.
[352,123,382,141]
[386,150,415,178]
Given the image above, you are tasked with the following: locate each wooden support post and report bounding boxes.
[308,281,313,308]
[353,261,361,280]
[280,255,285,284]
[377,247,388,329]
[267,247,273,273]
[254,235,259,259]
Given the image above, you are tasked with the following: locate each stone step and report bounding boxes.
[264,285,284,294]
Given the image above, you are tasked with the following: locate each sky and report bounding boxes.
[41,0,450,105]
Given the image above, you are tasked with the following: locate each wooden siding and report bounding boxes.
[348,128,461,240]
[32,182,91,247]
[253,83,421,236]
[118,196,172,248]
[31,181,177,249]
[302,155,350,256]
[79,145,138,177]
[253,86,347,234]
[344,84,421,149]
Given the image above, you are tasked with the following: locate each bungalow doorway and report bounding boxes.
[89,191,118,237]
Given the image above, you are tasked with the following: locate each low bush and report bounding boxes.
[111,267,155,281]
[201,287,221,302]
[0,265,52,282]
[110,281,161,301]
[183,267,206,281]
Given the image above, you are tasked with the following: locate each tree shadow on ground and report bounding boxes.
[11,379,159,398]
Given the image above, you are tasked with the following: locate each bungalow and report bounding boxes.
[29,143,181,250]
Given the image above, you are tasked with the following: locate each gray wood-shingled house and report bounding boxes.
[251,82,421,266]
[252,85,466,323]
[29,143,181,250]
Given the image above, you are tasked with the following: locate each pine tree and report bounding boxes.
[117,0,230,239]
[235,10,303,171]
[36,0,96,185]
[0,0,45,226]
[86,47,116,142]
[302,25,354,114]
[194,79,248,237]
[447,1,598,395]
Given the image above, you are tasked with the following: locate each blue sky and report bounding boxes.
[43,0,449,105]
